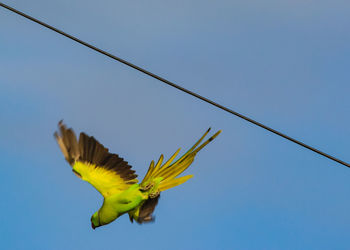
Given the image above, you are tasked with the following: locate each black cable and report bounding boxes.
[1,2,349,168]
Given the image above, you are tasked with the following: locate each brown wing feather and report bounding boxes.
[55,121,137,183]
[137,195,160,224]
[54,121,80,165]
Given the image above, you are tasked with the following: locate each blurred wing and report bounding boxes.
[54,122,138,197]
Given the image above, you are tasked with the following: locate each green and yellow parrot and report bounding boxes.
[54,122,221,229]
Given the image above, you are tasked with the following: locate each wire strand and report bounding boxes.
[1,2,349,168]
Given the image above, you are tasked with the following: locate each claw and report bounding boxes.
[140,183,154,192]
[149,191,160,199]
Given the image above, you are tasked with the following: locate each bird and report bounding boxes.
[54,121,221,229]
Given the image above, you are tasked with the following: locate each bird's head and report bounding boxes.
[91,211,101,230]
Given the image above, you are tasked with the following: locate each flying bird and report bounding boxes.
[54,122,221,229]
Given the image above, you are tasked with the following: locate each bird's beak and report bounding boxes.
[91,222,96,230]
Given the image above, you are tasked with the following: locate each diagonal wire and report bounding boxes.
[1,2,349,168]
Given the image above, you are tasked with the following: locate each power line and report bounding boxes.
[1,2,349,168]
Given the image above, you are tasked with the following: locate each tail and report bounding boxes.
[129,128,221,224]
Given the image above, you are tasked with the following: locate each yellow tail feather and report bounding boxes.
[158,175,194,192]
[140,128,221,192]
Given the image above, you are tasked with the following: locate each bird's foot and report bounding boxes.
[149,191,160,199]
[140,183,154,192]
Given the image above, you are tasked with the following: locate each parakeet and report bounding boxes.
[54,122,221,229]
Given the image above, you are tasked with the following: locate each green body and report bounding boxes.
[92,178,162,228]
[92,184,144,227]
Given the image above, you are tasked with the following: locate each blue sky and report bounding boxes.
[1,0,350,249]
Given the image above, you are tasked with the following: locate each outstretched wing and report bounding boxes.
[54,122,138,197]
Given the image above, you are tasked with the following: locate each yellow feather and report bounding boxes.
[194,130,222,153]
[153,148,181,176]
[142,160,155,185]
[169,128,211,167]
[73,161,137,197]
[158,175,193,192]
[161,153,195,180]
[152,154,164,176]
